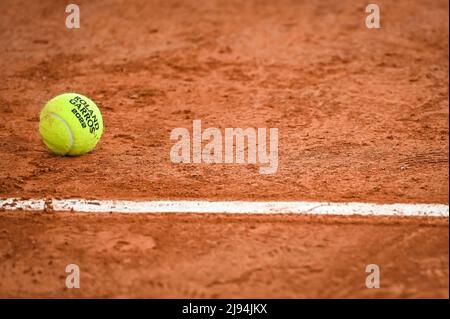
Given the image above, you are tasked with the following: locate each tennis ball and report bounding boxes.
[39,93,104,156]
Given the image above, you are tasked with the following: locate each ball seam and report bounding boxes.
[49,112,74,155]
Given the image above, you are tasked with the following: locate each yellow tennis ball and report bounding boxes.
[39,93,104,156]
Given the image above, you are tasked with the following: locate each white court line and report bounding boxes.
[0,198,448,217]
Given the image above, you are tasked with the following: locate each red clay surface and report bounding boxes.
[0,0,448,298]
[0,212,448,298]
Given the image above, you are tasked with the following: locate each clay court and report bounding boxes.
[0,0,448,298]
